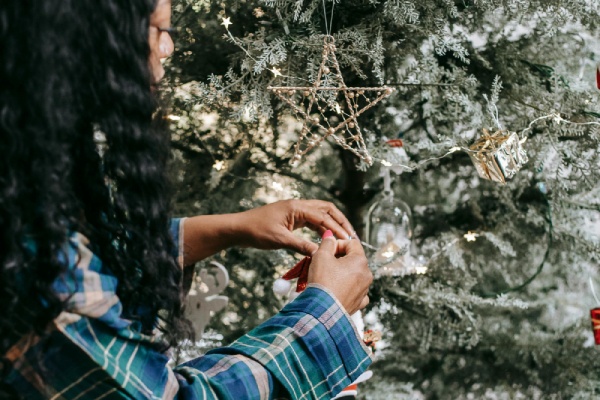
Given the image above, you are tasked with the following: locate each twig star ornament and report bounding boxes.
[268,36,393,165]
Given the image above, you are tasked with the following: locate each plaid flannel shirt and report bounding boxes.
[5,218,372,399]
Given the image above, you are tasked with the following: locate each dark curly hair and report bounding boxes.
[0,0,188,394]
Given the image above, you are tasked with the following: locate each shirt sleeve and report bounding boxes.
[174,284,372,399]
[7,231,371,400]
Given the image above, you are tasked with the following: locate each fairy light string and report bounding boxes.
[217,15,599,169]
[365,195,553,299]
[376,112,600,172]
[477,196,553,298]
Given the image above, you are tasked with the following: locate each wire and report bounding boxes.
[374,112,600,172]
[477,197,553,298]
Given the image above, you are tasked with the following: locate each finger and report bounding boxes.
[320,202,355,238]
[335,239,366,258]
[302,206,351,240]
[284,234,319,256]
[358,295,369,310]
[314,230,337,256]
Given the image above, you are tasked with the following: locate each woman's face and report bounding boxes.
[148,0,174,84]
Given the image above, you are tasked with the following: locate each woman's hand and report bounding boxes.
[181,199,354,266]
[233,199,356,256]
[307,234,372,315]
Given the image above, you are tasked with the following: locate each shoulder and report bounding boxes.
[52,232,131,331]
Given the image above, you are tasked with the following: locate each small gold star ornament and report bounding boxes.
[268,36,393,165]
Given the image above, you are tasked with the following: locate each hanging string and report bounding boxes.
[483,94,502,130]
[321,0,329,36]
[590,278,600,306]
[321,0,336,36]
[329,1,335,36]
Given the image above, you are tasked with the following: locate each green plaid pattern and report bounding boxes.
[5,219,372,399]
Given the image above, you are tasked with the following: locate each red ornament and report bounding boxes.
[386,139,403,148]
[596,64,600,90]
[591,308,600,345]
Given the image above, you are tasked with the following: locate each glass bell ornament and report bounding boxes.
[366,193,412,256]
[365,168,426,276]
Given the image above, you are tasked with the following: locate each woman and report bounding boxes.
[0,0,373,398]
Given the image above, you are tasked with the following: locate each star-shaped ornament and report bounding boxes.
[464,231,480,242]
[271,67,282,78]
[268,36,393,165]
[221,17,232,29]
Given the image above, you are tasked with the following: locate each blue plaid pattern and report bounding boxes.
[5,218,372,399]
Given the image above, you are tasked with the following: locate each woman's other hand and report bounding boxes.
[234,199,355,256]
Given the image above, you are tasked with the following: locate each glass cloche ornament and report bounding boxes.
[365,168,426,276]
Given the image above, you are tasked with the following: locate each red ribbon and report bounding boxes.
[597,64,600,90]
[282,256,311,292]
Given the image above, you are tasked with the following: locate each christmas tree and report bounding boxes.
[166,1,600,397]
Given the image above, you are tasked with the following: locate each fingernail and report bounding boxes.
[322,230,334,239]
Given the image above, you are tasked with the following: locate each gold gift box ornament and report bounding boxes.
[468,129,528,185]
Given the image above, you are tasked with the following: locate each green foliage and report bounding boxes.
[166,0,600,397]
